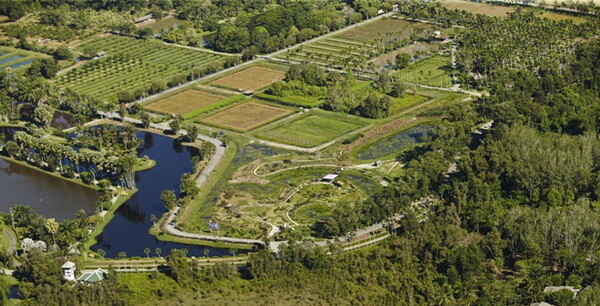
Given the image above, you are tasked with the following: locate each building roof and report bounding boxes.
[134,15,154,23]
[322,174,338,181]
[62,261,76,269]
[78,268,108,283]
[543,286,580,294]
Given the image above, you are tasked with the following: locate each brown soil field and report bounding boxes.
[145,90,225,114]
[199,101,291,131]
[211,66,286,91]
[441,0,516,16]
[340,19,434,42]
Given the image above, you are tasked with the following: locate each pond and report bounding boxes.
[357,125,436,160]
[0,127,97,220]
[90,130,250,258]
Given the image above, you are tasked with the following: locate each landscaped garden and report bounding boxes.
[54,35,228,102]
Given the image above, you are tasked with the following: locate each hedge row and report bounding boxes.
[182,94,246,120]
[253,93,323,108]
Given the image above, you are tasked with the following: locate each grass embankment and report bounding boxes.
[82,188,138,256]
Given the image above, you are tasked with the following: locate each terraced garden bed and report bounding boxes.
[0,47,47,72]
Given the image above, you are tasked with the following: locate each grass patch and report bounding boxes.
[441,0,515,17]
[255,110,368,148]
[390,94,429,113]
[395,55,454,88]
[198,100,292,132]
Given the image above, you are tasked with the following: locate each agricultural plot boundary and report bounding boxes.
[254,110,369,148]
[198,100,294,132]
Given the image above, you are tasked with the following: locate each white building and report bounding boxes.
[62,261,76,281]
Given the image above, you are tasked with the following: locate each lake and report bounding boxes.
[0,126,250,258]
[0,126,98,220]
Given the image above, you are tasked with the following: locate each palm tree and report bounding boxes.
[144,248,151,258]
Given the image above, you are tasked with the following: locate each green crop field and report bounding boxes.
[256,110,367,148]
[395,55,454,88]
[390,94,429,113]
[54,35,227,101]
[0,46,46,72]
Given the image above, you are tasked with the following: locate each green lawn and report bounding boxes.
[390,94,429,113]
[255,110,368,148]
[395,55,454,88]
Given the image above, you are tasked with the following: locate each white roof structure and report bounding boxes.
[322,174,338,181]
[61,261,76,269]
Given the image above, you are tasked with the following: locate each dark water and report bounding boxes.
[50,111,74,130]
[0,158,98,220]
[357,125,436,160]
[0,127,97,220]
[91,131,249,258]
